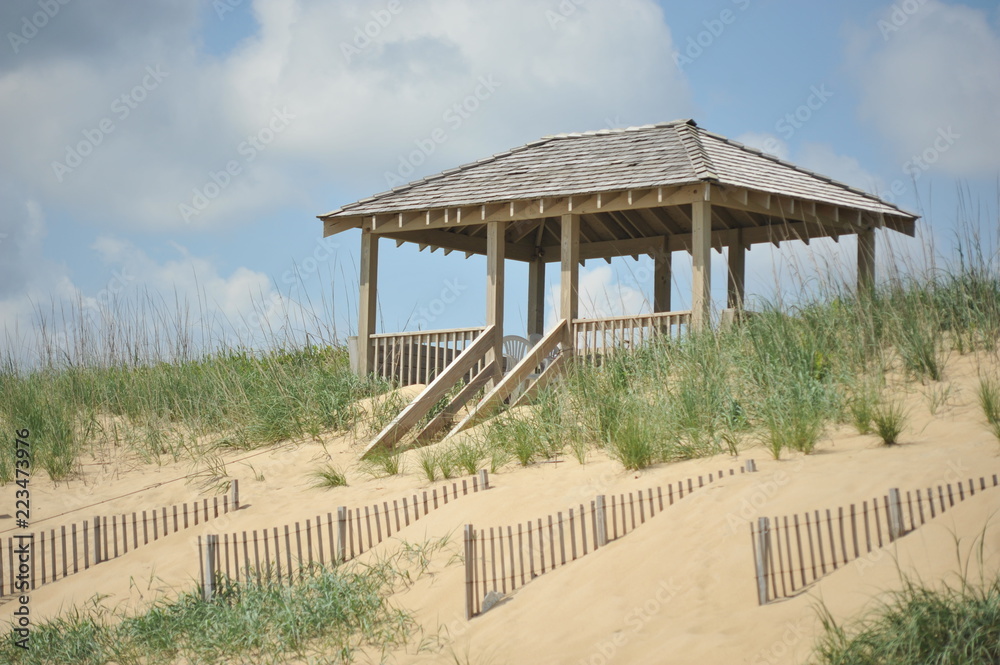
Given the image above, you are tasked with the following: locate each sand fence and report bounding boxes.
[751,473,1000,604]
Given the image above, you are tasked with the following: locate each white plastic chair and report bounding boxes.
[502,335,530,373]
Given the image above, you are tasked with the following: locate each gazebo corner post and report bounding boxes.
[358,228,379,377]
[857,227,876,296]
[727,227,745,311]
[485,221,505,384]
[527,255,545,338]
[560,213,580,355]
[691,199,712,331]
[653,235,671,314]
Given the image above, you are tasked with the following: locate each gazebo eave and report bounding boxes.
[318,182,916,262]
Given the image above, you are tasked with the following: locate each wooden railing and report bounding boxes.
[573,311,690,362]
[371,326,487,387]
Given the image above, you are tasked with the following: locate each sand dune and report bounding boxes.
[2,350,999,663]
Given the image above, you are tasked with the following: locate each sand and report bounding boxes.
[2,350,1000,664]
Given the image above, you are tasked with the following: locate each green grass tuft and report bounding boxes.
[871,400,907,445]
[311,464,348,488]
[812,575,1000,665]
[977,375,1000,441]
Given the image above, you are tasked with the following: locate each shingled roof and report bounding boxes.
[319,119,917,262]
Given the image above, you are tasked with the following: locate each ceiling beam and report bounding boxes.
[380,229,536,262]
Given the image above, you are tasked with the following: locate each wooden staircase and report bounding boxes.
[361,320,568,458]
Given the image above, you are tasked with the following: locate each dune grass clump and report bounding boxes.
[360,449,404,478]
[452,440,485,476]
[418,448,439,482]
[812,575,1000,665]
[977,375,1000,441]
[311,464,348,488]
[606,411,660,470]
[871,400,907,445]
[0,563,413,664]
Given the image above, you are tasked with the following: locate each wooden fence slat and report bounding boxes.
[479,529,487,599]
[284,525,293,585]
[873,499,883,548]
[805,514,819,586]
[611,495,618,541]
[783,516,795,592]
[558,512,566,566]
[774,515,787,598]
[464,525,475,620]
[814,511,826,575]
[826,510,838,569]
[850,504,859,559]
[295,521,305,580]
[569,509,577,561]
[538,518,546,574]
[83,520,90,570]
[490,527,497,594]
[507,525,516,591]
[39,531,45,586]
[518,523,526,586]
[838,507,848,565]
[528,521,535,579]
[793,515,806,587]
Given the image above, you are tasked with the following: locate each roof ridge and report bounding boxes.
[695,127,916,217]
[542,118,695,140]
[675,121,718,181]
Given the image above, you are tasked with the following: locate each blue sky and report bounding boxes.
[1,0,998,361]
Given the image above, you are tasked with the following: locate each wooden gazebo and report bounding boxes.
[319,119,917,454]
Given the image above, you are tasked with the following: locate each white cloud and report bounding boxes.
[546,263,651,324]
[848,0,1000,176]
[0,204,320,366]
[0,0,691,232]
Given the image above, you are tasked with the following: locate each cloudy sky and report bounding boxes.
[1,0,998,362]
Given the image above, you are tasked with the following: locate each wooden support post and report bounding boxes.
[595,495,608,547]
[203,534,218,601]
[755,517,771,605]
[858,228,875,295]
[561,214,579,352]
[727,228,745,310]
[528,257,545,337]
[230,479,239,510]
[478,469,490,490]
[744,459,757,473]
[336,507,347,562]
[464,524,475,620]
[486,222,505,378]
[358,229,379,377]
[653,236,671,313]
[691,200,712,330]
[887,488,904,540]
